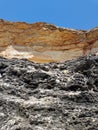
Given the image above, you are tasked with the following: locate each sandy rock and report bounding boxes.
[0,19,98,63]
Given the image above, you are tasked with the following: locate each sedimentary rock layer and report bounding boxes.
[0,19,98,62]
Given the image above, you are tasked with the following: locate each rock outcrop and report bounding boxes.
[0,54,98,130]
[0,19,98,130]
[0,19,98,63]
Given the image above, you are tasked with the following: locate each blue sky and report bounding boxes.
[0,0,98,30]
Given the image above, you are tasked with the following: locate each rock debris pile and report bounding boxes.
[0,54,98,130]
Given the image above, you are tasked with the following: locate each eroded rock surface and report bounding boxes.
[0,19,98,62]
[0,54,98,130]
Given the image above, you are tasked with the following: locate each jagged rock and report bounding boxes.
[0,54,98,130]
[0,19,98,63]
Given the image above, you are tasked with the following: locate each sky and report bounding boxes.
[0,0,98,30]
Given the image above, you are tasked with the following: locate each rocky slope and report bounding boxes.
[0,19,98,62]
[0,54,98,130]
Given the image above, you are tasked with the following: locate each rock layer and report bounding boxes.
[0,19,98,62]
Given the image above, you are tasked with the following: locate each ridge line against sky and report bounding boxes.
[0,0,98,30]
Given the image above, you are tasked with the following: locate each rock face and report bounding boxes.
[0,19,98,63]
[0,19,98,130]
[0,54,98,130]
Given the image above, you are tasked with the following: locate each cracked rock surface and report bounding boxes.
[0,54,98,130]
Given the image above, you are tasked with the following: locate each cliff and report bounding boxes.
[0,19,98,130]
[0,19,98,62]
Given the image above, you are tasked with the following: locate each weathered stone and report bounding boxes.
[0,54,98,130]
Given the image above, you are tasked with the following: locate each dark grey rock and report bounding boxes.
[0,54,98,130]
